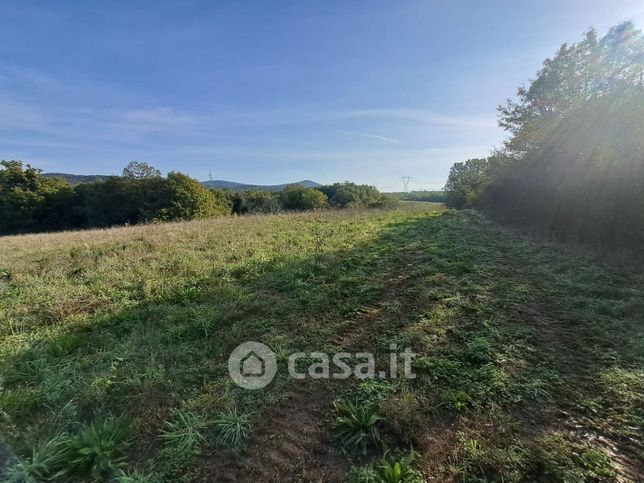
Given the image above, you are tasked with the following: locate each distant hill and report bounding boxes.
[201,179,321,191]
[44,173,112,184]
[43,173,321,192]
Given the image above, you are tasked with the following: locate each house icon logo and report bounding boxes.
[241,351,265,377]
[228,341,277,389]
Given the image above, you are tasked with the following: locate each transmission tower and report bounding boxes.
[209,170,213,182]
[400,176,412,192]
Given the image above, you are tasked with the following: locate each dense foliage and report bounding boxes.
[0,161,231,234]
[389,191,445,203]
[444,22,644,247]
[230,182,396,215]
[317,182,397,208]
[279,184,329,210]
[0,161,72,234]
[443,159,491,209]
[0,162,395,235]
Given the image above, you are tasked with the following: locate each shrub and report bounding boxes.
[63,419,131,479]
[160,411,208,455]
[212,408,253,450]
[317,182,396,208]
[374,451,424,483]
[443,158,491,209]
[232,190,282,214]
[279,184,329,210]
[153,172,230,221]
[2,434,70,482]
[345,452,425,483]
[333,400,383,455]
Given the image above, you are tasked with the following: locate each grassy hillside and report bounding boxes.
[0,204,642,482]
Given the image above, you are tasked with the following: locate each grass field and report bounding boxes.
[0,203,642,482]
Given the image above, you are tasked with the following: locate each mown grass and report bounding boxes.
[0,203,642,482]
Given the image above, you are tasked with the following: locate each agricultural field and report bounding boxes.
[0,203,642,482]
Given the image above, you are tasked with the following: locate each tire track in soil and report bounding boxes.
[510,299,644,482]
[197,273,417,482]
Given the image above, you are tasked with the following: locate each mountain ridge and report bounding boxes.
[43,173,321,191]
[201,179,320,191]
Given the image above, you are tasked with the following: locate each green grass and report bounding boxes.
[0,203,642,481]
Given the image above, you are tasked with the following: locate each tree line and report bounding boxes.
[0,161,396,235]
[444,22,644,248]
[389,191,446,202]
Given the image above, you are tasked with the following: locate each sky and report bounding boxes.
[1,1,643,191]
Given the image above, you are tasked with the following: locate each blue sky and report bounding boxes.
[1,1,643,190]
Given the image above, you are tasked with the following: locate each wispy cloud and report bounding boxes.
[0,96,50,131]
[0,68,502,184]
[335,130,400,144]
[118,107,195,130]
[334,108,498,129]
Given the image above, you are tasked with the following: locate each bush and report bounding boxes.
[333,400,383,455]
[212,408,253,450]
[317,182,396,208]
[443,158,491,209]
[152,172,230,221]
[374,451,424,483]
[231,190,282,214]
[3,420,131,481]
[63,419,131,479]
[279,184,329,210]
[2,434,70,482]
[346,452,425,483]
[160,411,208,455]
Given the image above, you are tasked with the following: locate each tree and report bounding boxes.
[122,161,161,179]
[232,190,282,214]
[0,161,70,234]
[153,172,229,220]
[317,182,394,208]
[447,22,644,247]
[279,184,329,210]
[498,22,644,158]
[443,158,490,209]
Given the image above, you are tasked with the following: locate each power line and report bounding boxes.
[400,176,412,192]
